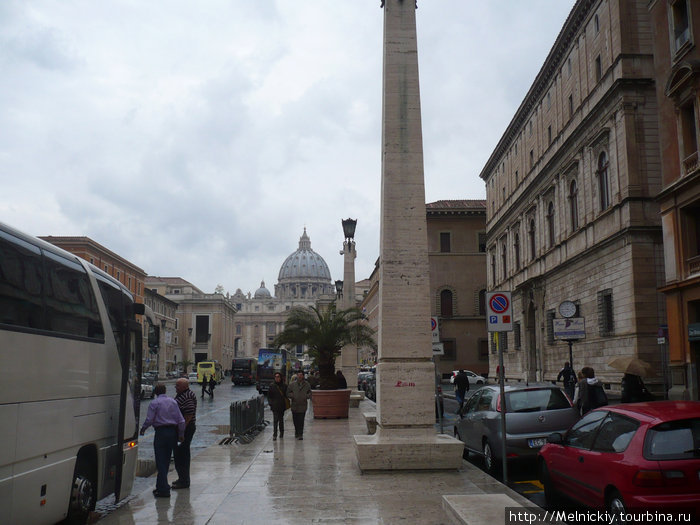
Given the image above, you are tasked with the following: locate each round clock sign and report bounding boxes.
[559,300,577,318]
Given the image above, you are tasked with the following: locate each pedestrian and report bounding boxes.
[621,373,653,403]
[268,372,289,440]
[287,370,311,440]
[140,383,185,498]
[572,370,585,410]
[336,369,347,389]
[201,375,208,398]
[172,378,197,490]
[453,370,470,410]
[557,361,577,399]
[576,367,608,415]
[209,375,216,399]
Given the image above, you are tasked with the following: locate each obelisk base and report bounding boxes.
[354,426,463,471]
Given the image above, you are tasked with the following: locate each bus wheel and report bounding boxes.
[65,458,96,524]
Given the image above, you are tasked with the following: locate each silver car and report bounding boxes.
[454,383,579,472]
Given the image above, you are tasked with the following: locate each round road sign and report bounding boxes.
[489,293,509,314]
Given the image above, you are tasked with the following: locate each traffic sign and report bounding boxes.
[431,317,439,343]
[486,291,512,332]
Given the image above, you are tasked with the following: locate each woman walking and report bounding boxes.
[267,372,288,440]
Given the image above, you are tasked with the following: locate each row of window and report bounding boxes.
[438,232,487,254]
[438,288,487,318]
[489,151,611,285]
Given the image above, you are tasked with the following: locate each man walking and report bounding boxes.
[172,378,197,489]
[454,370,470,410]
[557,362,576,400]
[140,383,185,498]
[287,370,311,440]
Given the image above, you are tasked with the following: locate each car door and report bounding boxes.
[457,391,482,452]
[547,410,607,501]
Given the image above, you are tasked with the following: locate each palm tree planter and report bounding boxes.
[273,305,376,419]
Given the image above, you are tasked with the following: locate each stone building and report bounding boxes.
[145,277,237,371]
[143,288,178,376]
[360,200,488,377]
[229,228,336,365]
[649,0,699,399]
[479,0,666,391]
[426,200,488,377]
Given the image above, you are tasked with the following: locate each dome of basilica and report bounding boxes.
[253,281,272,298]
[278,228,331,281]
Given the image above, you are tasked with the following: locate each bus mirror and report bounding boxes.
[132,303,145,315]
[148,325,160,350]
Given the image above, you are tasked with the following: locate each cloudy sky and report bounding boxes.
[2,1,574,296]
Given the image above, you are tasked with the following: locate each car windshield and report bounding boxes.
[506,388,570,412]
[644,417,700,460]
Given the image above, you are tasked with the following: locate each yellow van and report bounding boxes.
[196,360,222,384]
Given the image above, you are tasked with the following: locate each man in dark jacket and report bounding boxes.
[557,362,577,399]
[267,372,288,440]
[454,370,470,409]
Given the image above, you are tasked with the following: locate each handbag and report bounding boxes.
[277,384,291,410]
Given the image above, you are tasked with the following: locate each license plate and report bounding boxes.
[528,438,547,448]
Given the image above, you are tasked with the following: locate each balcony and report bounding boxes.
[688,255,700,276]
[683,151,699,178]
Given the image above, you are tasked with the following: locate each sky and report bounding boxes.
[1,0,575,296]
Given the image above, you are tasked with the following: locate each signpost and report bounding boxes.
[486,291,512,483]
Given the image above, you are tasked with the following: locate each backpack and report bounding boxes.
[588,384,608,410]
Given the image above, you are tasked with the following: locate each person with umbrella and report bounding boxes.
[608,356,655,403]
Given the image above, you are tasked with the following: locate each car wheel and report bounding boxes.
[477,380,483,385]
[539,460,558,507]
[483,439,497,473]
[607,489,626,517]
[65,457,96,524]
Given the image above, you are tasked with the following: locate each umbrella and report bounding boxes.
[607,356,655,378]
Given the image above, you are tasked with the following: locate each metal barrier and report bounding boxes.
[228,395,267,443]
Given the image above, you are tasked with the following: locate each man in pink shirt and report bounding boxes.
[140,383,185,497]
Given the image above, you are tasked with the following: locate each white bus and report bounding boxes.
[0,222,150,524]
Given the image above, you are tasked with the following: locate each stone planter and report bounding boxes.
[311,389,351,419]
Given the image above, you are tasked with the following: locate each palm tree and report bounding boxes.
[273,305,376,390]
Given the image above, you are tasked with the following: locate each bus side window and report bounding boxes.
[0,231,44,329]
[43,250,104,340]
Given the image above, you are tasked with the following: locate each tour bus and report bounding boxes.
[0,222,150,524]
[231,357,257,385]
[256,348,291,393]
[196,360,223,384]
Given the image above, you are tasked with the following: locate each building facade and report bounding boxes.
[146,277,237,371]
[650,0,700,399]
[426,200,488,377]
[480,0,666,393]
[143,288,179,376]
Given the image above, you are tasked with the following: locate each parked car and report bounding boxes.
[357,372,376,401]
[454,383,579,473]
[450,370,487,386]
[538,401,700,515]
[140,377,154,399]
[188,372,199,383]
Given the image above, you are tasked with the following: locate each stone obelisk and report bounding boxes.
[354,0,463,470]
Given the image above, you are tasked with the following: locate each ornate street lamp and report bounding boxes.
[335,280,344,300]
[342,218,357,241]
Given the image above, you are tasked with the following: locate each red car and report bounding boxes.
[538,401,700,515]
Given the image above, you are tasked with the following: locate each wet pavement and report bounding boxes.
[96,390,537,524]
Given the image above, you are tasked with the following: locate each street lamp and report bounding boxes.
[342,218,357,241]
[160,319,166,377]
[335,280,344,300]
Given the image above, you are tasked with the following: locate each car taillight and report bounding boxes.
[633,469,686,487]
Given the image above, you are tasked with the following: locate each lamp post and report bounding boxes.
[187,327,193,372]
[160,319,167,377]
[340,218,358,391]
[335,280,344,301]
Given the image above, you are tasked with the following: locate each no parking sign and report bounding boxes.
[486,291,512,332]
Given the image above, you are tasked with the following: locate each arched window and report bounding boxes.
[514,233,521,270]
[569,179,579,231]
[597,151,610,211]
[501,243,507,281]
[440,289,453,318]
[528,219,536,261]
[547,201,555,248]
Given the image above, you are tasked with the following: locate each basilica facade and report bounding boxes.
[230,228,335,363]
